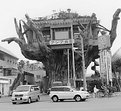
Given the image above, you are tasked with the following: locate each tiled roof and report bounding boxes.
[33,17,98,28]
[0,45,18,59]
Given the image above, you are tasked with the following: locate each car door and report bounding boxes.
[55,87,64,99]
[62,87,73,99]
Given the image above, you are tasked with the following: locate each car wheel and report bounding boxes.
[37,96,40,101]
[52,96,58,102]
[12,102,16,104]
[28,97,31,104]
[75,95,81,102]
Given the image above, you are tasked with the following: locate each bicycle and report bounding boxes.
[97,88,113,98]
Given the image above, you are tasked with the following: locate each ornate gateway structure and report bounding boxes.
[2,9,121,89]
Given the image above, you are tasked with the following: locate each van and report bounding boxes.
[11,85,40,104]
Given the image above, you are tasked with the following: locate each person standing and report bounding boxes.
[93,85,99,98]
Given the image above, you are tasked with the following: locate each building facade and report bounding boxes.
[23,62,46,83]
[23,62,46,92]
[0,46,18,96]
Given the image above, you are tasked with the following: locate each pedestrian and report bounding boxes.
[93,85,99,98]
[80,87,84,91]
[0,91,1,98]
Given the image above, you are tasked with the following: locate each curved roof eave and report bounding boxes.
[0,45,18,60]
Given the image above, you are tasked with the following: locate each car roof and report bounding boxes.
[18,85,38,87]
[51,86,71,88]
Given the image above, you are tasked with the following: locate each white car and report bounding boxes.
[49,86,90,102]
[11,85,40,104]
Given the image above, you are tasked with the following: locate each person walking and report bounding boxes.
[93,85,99,98]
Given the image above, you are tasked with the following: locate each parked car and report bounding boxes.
[11,85,40,104]
[49,86,90,102]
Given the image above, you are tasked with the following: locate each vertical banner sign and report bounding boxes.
[99,50,112,83]
[98,35,112,84]
[99,50,107,79]
[106,50,112,82]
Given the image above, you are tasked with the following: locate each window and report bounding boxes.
[63,87,70,91]
[51,87,59,91]
[36,75,41,79]
[51,87,64,91]
[0,54,4,60]
[30,87,35,91]
[34,87,39,91]
[57,87,64,91]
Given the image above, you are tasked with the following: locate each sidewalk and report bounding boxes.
[89,92,121,98]
[0,96,11,103]
[112,92,121,96]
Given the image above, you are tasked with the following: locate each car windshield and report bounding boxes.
[52,82,63,87]
[70,86,77,91]
[15,86,30,92]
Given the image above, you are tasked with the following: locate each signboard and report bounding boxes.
[55,31,69,39]
[99,50,107,78]
[106,50,112,81]
[0,78,10,83]
[49,39,73,45]
[98,35,111,50]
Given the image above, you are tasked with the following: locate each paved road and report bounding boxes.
[0,93,121,111]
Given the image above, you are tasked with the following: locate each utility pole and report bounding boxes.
[80,35,87,91]
[77,26,87,90]
[67,49,70,86]
[71,24,76,87]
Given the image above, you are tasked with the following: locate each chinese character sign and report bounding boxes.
[106,50,112,81]
[99,50,107,78]
[99,50,112,82]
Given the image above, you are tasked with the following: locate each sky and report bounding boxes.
[0,0,121,74]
